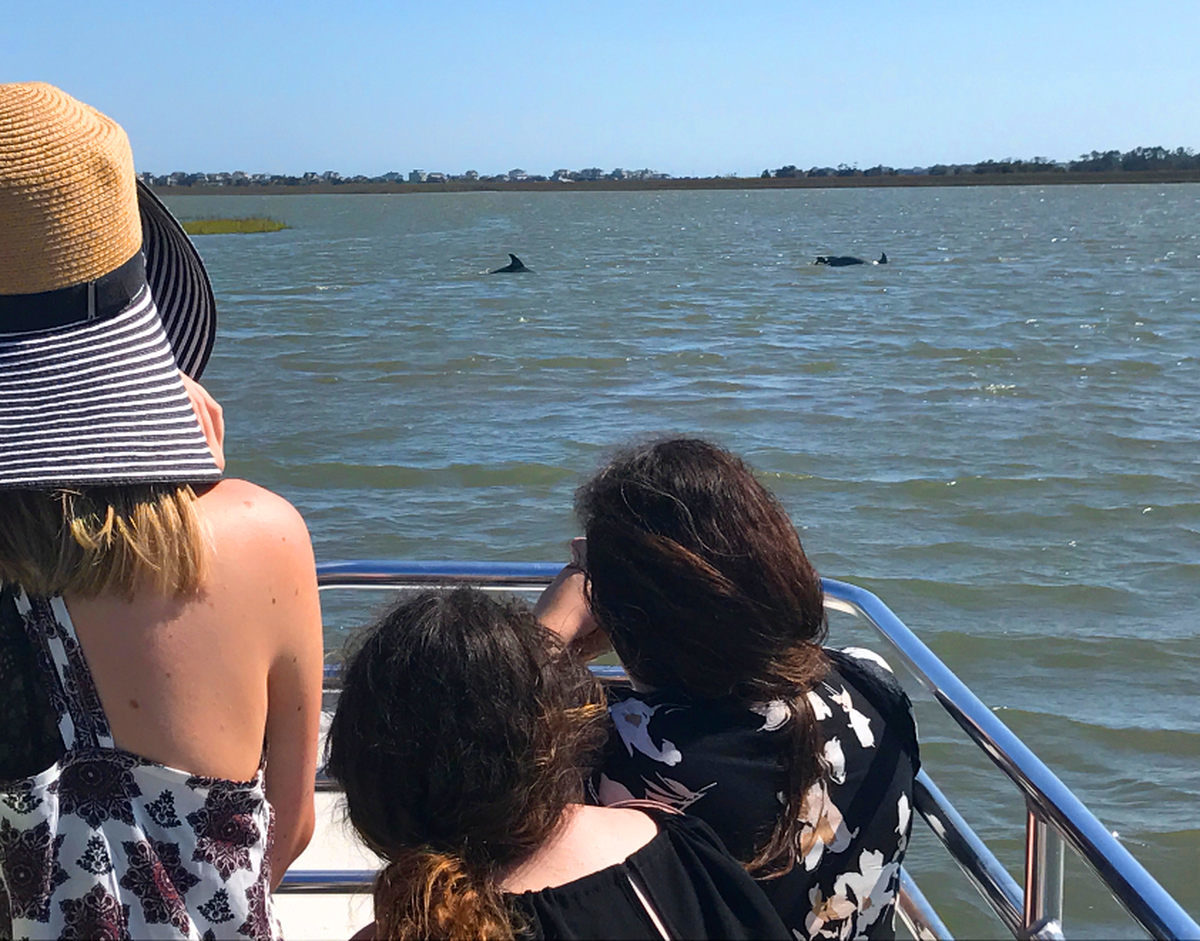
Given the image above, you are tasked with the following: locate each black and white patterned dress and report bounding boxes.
[0,587,281,940]
[590,647,920,941]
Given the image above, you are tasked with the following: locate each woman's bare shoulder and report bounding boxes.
[197,478,313,553]
[198,477,305,521]
[500,805,659,893]
[193,479,318,607]
[574,804,660,852]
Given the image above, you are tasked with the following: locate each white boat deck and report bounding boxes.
[275,713,379,940]
[275,791,378,939]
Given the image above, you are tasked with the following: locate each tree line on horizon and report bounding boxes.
[763,145,1200,179]
[141,145,1200,189]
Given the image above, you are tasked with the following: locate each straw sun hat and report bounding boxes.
[0,82,221,489]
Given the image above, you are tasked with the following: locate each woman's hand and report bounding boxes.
[180,372,226,471]
[534,538,610,661]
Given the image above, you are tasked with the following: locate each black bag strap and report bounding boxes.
[0,586,65,782]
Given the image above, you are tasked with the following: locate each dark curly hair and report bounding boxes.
[324,587,608,940]
[576,437,829,877]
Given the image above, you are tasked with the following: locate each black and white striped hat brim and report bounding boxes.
[0,288,221,488]
[0,85,220,490]
[138,181,215,378]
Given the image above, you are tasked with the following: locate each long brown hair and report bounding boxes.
[324,588,608,940]
[576,437,829,877]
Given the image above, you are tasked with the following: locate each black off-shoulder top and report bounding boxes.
[508,808,789,940]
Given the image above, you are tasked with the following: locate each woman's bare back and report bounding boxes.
[63,476,324,878]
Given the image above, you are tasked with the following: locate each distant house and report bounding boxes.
[408,170,428,183]
[426,172,447,183]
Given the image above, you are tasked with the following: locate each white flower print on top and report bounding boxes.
[803,884,857,940]
[798,781,857,871]
[807,690,833,721]
[642,773,716,810]
[895,792,911,853]
[822,736,847,785]
[594,773,638,806]
[752,699,792,732]
[832,849,901,932]
[829,686,874,748]
[840,647,894,673]
[594,771,715,812]
[609,698,683,765]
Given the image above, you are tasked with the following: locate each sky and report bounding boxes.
[6,0,1199,179]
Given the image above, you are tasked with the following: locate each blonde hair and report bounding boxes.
[374,850,515,941]
[0,485,209,598]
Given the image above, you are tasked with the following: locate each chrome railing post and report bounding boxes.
[913,770,1023,936]
[1024,807,1066,939]
[897,869,954,941]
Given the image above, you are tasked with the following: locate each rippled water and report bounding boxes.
[165,185,1200,936]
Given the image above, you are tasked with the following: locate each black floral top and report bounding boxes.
[589,647,920,941]
[0,587,280,940]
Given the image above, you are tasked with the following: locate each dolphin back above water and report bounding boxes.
[489,253,531,273]
[814,252,888,267]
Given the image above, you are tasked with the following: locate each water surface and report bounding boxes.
[167,184,1200,936]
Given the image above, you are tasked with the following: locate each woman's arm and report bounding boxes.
[249,491,323,887]
[533,538,610,661]
[186,378,322,882]
[180,373,226,471]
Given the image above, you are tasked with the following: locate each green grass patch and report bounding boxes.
[182,217,288,235]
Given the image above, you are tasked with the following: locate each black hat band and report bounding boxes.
[0,252,146,335]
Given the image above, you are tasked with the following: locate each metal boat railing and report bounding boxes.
[279,561,1199,941]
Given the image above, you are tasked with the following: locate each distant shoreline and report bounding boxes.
[155,169,1200,197]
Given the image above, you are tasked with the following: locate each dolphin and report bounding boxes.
[814,252,888,267]
[489,253,531,273]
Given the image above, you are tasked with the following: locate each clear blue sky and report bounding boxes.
[7,0,1198,178]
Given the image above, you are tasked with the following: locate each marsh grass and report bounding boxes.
[182,217,288,235]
